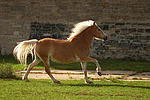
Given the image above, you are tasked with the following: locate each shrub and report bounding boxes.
[0,63,21,79]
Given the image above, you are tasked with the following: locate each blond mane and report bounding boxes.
[67,20,94,40]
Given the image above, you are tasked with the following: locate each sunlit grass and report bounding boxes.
[0,55,150,99]
[0,79,149,100]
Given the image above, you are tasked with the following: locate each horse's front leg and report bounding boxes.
[80,62,93,83]
[95,60,102,76]
[83,57,102,76]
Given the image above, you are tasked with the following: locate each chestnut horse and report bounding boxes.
[13,20,107,83]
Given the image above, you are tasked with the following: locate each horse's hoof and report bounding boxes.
[23,77,30,82]
[24,79,30,82]
[86,80,93,84]
[97,72,102,76]
[25,80,30,82]
[24,78,30,82]
[54,80,61,84]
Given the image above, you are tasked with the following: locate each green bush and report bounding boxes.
[0,63,21,79]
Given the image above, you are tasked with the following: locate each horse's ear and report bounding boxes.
[93,22,96,25]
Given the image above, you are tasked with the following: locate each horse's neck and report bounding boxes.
[70,30,93,49]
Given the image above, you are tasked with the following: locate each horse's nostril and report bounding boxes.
[104,36,107,41]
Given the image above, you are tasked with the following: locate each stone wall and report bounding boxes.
[92,22,150,60]
[0,0,150,60]
[30,21,150,60]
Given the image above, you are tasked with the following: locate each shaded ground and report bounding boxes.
[16,70,150,81]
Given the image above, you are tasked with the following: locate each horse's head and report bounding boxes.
[92,22,107,41]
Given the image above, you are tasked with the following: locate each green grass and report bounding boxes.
[0,55,150,99]
[0,79,149,100]
[0,55,150,72]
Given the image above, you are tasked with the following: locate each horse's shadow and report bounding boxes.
[61,83,150,89]
[38,80,150,89]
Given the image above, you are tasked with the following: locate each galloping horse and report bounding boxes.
[13,20,107,83]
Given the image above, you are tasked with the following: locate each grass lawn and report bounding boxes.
[0,55,150,72]
[0,55,150,100]
[0,79,150,100]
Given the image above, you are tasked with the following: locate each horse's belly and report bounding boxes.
[50,50,77,63]
[51,55,76,64]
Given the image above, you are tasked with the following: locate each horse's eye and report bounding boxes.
[97,29,101,32]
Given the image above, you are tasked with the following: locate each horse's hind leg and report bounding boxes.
[42,56,60,83]
[23,55,41,82]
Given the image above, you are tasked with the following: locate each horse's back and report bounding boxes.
[36,38,71,49]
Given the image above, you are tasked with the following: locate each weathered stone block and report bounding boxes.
[115,23,125,25]
[128,28,136,33]
[145,29,150,33]
[14,31,19,35]
[103,25,109,30]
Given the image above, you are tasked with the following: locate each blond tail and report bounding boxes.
[13,39,38,65]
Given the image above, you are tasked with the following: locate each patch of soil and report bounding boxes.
[16,70,150,81]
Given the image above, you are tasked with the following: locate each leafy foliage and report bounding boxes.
[0,63,21,79]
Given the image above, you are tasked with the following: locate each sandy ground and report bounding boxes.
[16,70,150,81]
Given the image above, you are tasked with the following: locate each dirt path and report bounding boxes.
[16,70,150,81]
